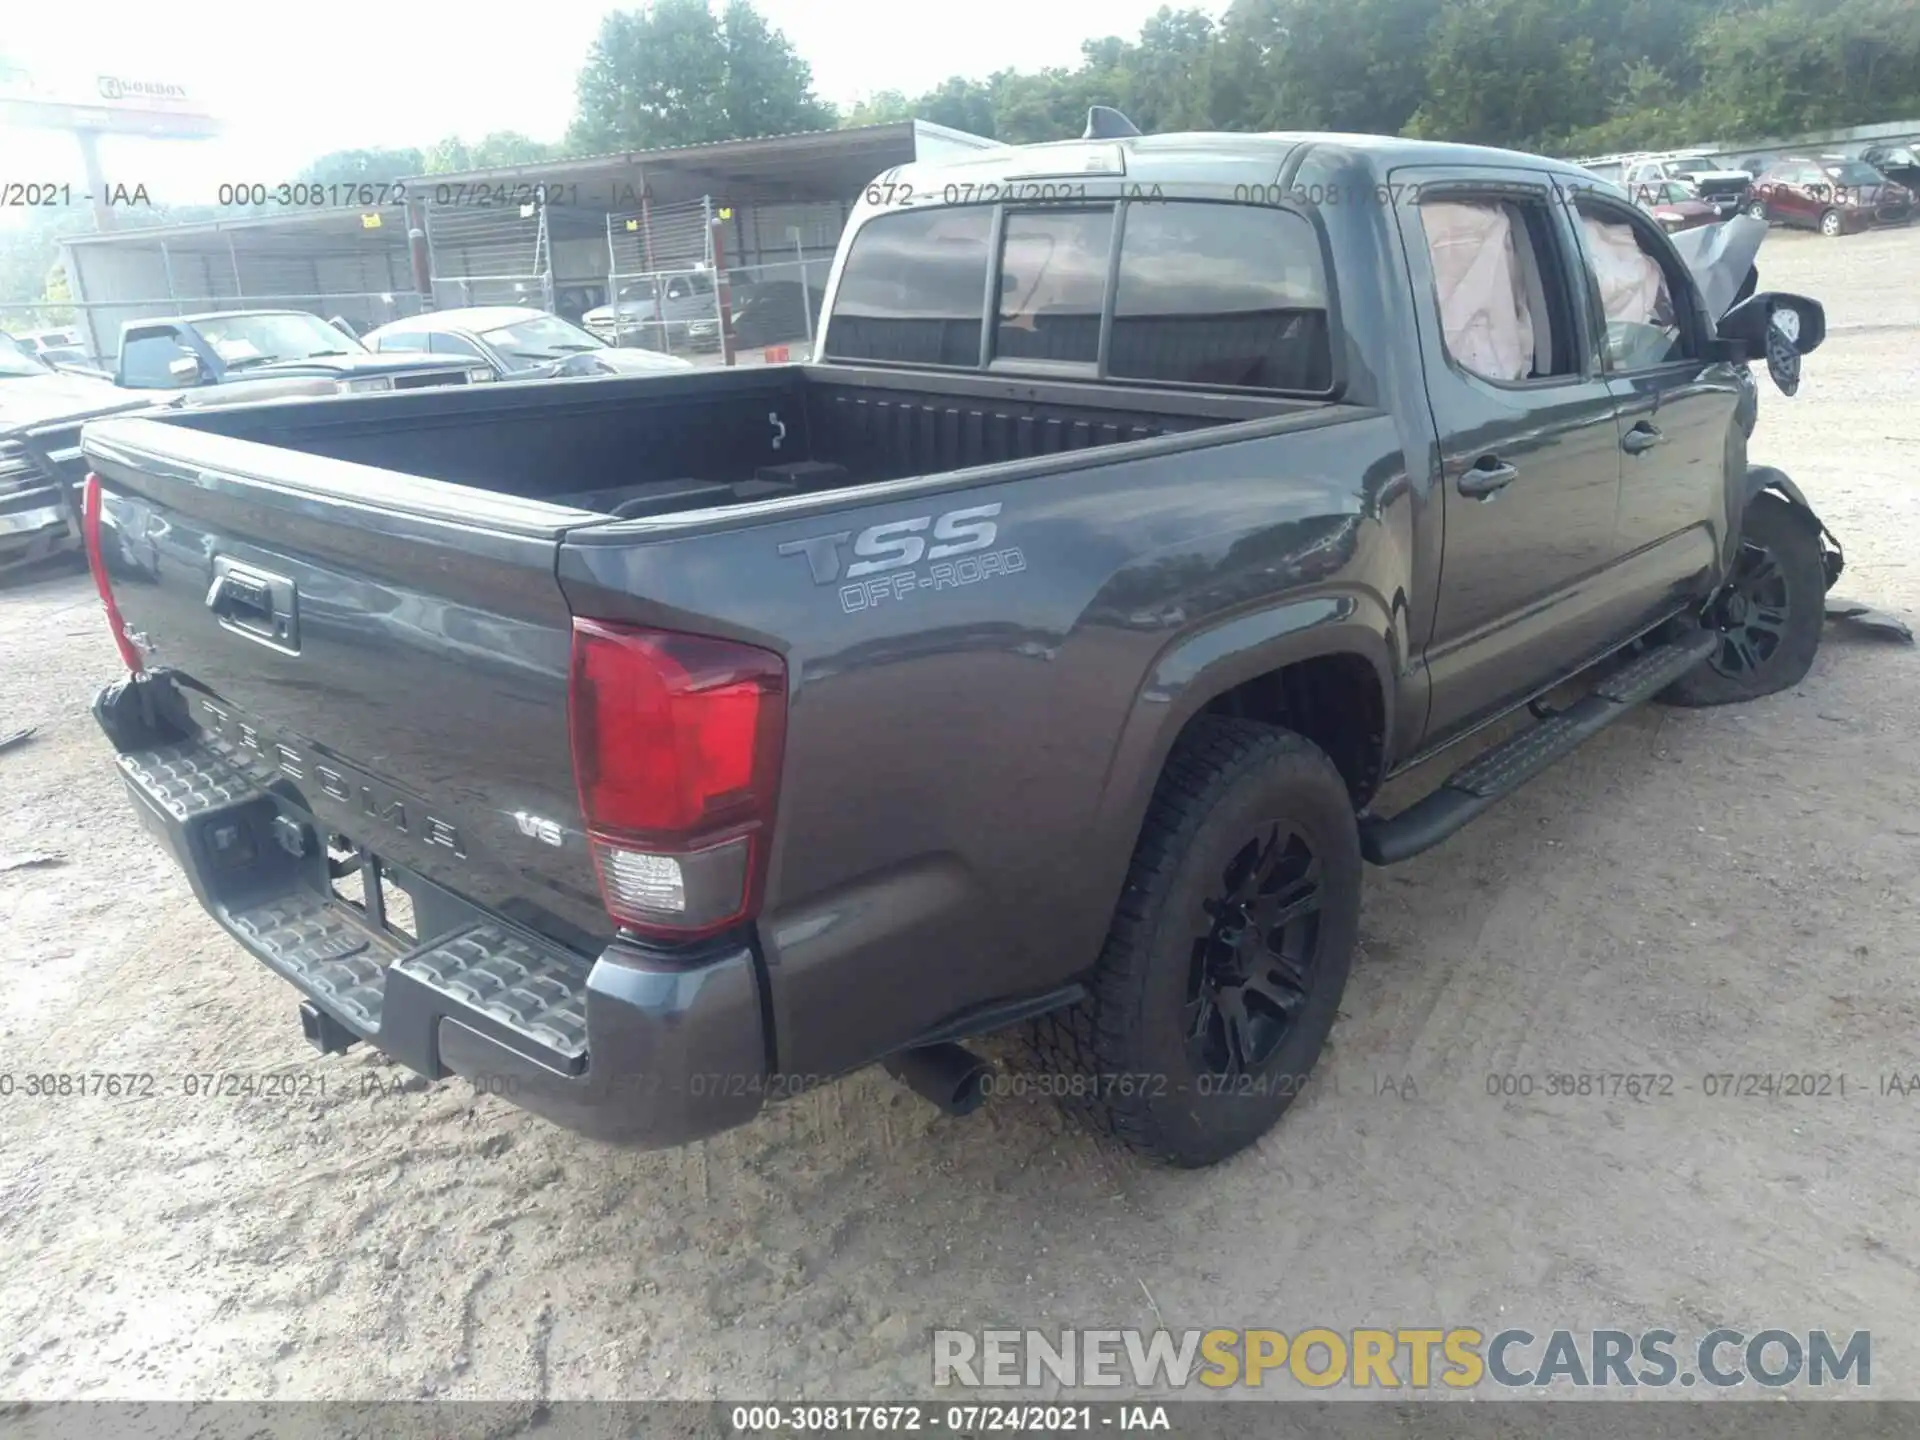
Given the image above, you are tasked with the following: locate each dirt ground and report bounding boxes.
[3,226,1918,1407]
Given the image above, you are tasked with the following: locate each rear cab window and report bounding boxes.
[823,193,1335,395]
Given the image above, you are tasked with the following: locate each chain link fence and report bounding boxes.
[425,195,556,313]
[595,198,725,359]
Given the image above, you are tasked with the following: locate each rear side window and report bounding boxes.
[1416,197,1577,384]
[1110,203,1331,391]
[823,207,994,367]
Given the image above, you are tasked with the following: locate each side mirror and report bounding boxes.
[1719,291,1825,396]
[166,353,204,384]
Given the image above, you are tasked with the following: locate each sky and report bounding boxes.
[1,0,1208,208]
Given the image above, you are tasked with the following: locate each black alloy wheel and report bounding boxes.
[1187,822,1323,1079]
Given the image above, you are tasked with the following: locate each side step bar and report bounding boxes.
[1360,630,1718,866]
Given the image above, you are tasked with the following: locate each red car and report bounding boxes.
[1749,157,1916,236]
[1630,180,1722,233]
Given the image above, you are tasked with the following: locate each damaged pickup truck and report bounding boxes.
[81,120,1840,1167]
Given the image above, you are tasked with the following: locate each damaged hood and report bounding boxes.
[1669,214,1769,323]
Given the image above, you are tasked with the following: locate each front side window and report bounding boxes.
[1573,200,1693,371]
[120,333,198,387]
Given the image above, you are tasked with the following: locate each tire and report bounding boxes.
[1819,208,1845,237]
[1746,200,1768,222]
[1661,493,1825,707]
[1028,717,1362,1167]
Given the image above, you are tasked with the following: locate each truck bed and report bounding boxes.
[159,363,1317,519]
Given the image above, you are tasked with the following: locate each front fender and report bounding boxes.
[1743,464,1844,591]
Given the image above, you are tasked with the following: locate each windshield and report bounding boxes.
[478,314,607,369]
[193,312,369,366]
[617,273,713,302]
[0,337,51,378]
[1824,161,1884,185]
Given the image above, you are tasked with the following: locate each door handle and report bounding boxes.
[1622,422,1666,455]
[206,559,300,652]
[1457,459,1518,499]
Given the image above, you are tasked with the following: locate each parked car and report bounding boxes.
[111,310,490,396]
[582,273,721,351]
[1749,157,1917,236]
[10,326,94,369]
[1632,179,1722,233]
[0,339,158,574]
[1857,142,1920,193]
[84,121,1835,1168]
[364,307,692,381]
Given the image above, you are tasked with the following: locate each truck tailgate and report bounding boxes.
[83,415,609,959]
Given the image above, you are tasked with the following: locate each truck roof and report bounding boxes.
[882,130,1600,192]
[126,309,316,331]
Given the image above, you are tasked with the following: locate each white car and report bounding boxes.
[363,307,694,381]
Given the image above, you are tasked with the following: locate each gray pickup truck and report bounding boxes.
[81,119,1834,1166]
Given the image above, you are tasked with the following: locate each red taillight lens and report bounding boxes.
[567,619,786,938]
[83,472,143,675]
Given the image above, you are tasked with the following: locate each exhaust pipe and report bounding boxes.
[884,1043,993,1117]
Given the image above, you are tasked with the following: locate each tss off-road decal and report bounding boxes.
[778,502,1027,614]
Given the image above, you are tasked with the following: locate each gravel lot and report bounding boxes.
[3,226,1918,1407]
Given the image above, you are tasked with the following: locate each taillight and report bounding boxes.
[567,618,786,939]
[82,472,144,675]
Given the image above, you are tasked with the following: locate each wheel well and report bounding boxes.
[1201,653,1386,805]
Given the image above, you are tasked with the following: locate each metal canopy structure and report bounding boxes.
[62,208,422,362]
[59,121,1004,365]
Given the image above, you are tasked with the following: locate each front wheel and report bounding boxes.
[1661,494,1826,707]
[1028,718,1361,1167]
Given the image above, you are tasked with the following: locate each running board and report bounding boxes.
[1359,631,1718,866]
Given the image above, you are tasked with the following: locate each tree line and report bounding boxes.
[840,0,1920,154]
[6,0,1919,318]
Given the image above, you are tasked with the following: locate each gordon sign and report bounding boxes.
[0,64,218,137]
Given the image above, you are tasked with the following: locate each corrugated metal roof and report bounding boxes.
[413,121,919,187]
[65,206,411,249]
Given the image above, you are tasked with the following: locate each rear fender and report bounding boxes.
[1086,590,1398,904]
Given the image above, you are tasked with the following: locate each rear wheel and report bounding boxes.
[1819,208,1845,237]
[1028,718,1361,1167]
[1661,494,1825,707]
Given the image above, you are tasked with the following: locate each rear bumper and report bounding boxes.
[96,680,768,1148]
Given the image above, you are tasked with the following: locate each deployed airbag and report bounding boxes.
[1421,202,1535,383]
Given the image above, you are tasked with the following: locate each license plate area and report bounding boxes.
[325,833,419,947]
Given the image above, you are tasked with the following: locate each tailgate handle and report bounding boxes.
[207,559,300,654]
